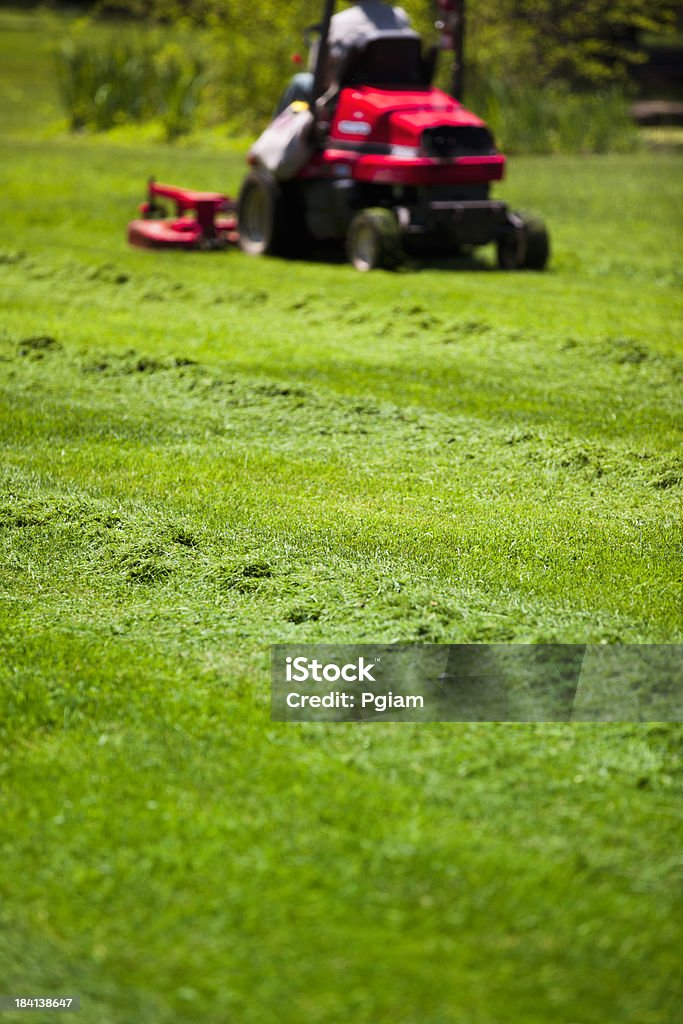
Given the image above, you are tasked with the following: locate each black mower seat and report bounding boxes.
[336,32,427,89]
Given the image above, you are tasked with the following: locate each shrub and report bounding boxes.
[56,33,209,139]
[55,8,641,153]
[465,79,640,154]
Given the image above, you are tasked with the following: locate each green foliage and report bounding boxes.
[53,5,646,150]
[468,81,639,154]
[464,0,677,89]
[53,0,677,146]
[56,31,209,139]
[95,0,678,88]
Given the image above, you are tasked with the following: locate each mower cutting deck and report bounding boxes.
[127,180,238,250]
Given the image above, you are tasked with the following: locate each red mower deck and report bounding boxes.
[128,181,238,251]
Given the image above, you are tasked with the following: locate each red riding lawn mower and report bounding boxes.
[128,1,550,272]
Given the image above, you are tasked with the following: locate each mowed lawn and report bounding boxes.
[0,10,682,1024]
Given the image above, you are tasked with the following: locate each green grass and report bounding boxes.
[1,10,682,1024]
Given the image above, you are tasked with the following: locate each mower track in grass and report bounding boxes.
[1,337,681,663]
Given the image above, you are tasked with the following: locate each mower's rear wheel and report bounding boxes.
[238,170,306,258]
[347,209,403,272]
[497,211,550,270]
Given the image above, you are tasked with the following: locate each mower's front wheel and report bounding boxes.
[497,211,550,271]
[238,169,302,258]
[347,209,403,272]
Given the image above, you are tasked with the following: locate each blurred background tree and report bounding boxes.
[48,0,680,147]
[90,0,677,85]
[462,0,677,89]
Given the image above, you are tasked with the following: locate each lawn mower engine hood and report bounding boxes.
[315,85,506,187]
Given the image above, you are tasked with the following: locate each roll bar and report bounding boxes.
[311,0,337,105]
[436,0,466,99]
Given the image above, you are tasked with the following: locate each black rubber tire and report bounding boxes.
[497,211,550,271]
[346,208,403,272]
[237,170,308,258]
